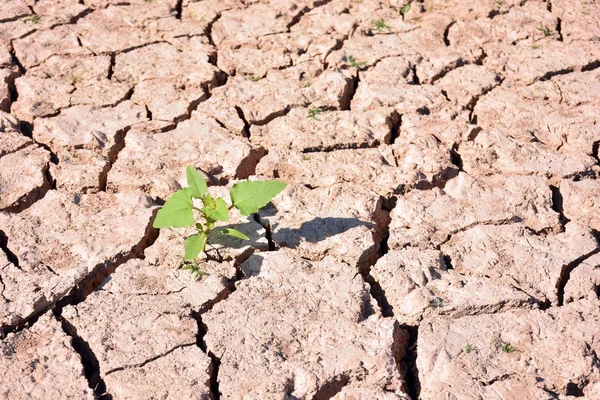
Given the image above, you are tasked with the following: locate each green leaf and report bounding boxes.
[202,197,229,222]
[230,180,287,216]
[186,166,208,198]
[184,231,207,260]
[400,2,411,15]
[153,189,194,228]
[219,228,250,240]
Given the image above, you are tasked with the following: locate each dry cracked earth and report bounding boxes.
[1,0,600,398]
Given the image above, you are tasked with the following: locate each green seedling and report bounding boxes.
[372,19,392,33]
[180,260,207,282]
[153,166,287,271]
[495,0,505,5]
[303,81,313,88]
[26,15,41,24]
[301,155,312,161]
[70,74,78,84]
[144,0,153,3]
[500,341,518,353]
[537,25,554,37]
[429,297,444,309]
[399,2,411,16]
[342,53,368,70]
[532,44,542,50]
[465,344,474,353]
[248,75,262,82]
[307,106,325,121]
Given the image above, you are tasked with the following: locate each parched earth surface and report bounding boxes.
[1,0,600,398]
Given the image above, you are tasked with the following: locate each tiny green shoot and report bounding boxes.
[399,2,411,16]
[465,344,474,353]
[537,25,554,37]
[495,0,505,6]
[372,19,391,33]
[342,53,368,70]
[153,166,287,276]
[307,106,325,121]
[500,341,518,353]
[303,81,312,88]
[248,75,262,82]
[70,75,78,84]
[26,15,41,24]
[429,297,444,309]
[301,155,312,161]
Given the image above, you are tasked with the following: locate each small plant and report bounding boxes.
[180,260,207,281]
[537,25,554,37]
[532,44,542,50]
[342,53,368,70]
[307,106,325,121]
[248,75,262,82]
[70,74,78,84]
[144,0,153,3]
[465,344,474,353]
[399,2,411,16]
[495,0,505,5]
[429,297,444,309]
[372,19,391,33]
[303,81,312,88]
[153,166,287,268]
[25,14,41,24]
[301,154,312,161]
[500,341,518,353]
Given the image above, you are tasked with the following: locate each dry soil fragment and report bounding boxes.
[473,71,600,155]
[388,172,559,249]
[211,0,303,46]
[0,191,155,327]
[459,129,597,178]
[107,115,265,199]
[0,313,93,399]
[436,64,501,107]
[441,223,598,305]
[104,346,213,400]
[210,66,353,126]
[484,40,600,85]
[11,75,73,122]
[0,111,29,156]
[447,1,557,51]
[204,251,408,398]
[75,4,171,53]
[563,253,600,304]
[561,178,600,231]
[0,0,30,22]
[262,183,386,268]
[351,57,449,113]
[552,0,600,43]
[33,101,147,192]
[256,147,411,195]
[0,145,50,212]
[251,108,395,152]
[418,300,600,399]
[62,259,212,373]
[371,249,534,325]
[12,25,90,69]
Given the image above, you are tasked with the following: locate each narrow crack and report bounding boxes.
[557,246,600,306]
[104,343,196,375]
[443,21,455,46]
[99,126,131,192]
[0,231,20,269]
[399,324,420,400]
[57,314,112,399]
[234,106,251,138]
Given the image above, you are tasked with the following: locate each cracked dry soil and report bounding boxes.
[1,0,600,399]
